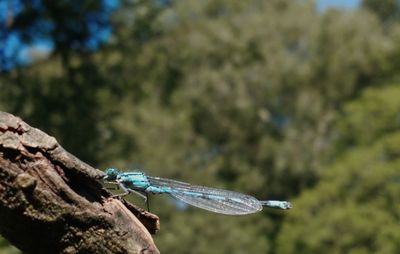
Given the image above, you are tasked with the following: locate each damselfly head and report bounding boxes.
[104,168,119,181]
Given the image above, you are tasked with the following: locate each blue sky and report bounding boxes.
[0,0,119,71]
[318,0,361,10]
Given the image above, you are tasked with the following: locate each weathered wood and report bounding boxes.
[0,112,160,254]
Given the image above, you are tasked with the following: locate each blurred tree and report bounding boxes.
[97,1,396,253]
[155,213,271,254]
[276,84,400,254]
[362,0,400,24]
[1,0,399,253]
[0,0,119,70]
[0,0,120,164]
[126,0,393,197]
[0,236,20,254]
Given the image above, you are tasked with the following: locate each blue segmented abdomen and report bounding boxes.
[147,176,263,215]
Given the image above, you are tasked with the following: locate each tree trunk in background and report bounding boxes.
[0,112,160,254]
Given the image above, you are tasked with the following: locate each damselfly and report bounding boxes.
[103,168,292,215]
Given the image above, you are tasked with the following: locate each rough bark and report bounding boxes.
[0,112,160,254]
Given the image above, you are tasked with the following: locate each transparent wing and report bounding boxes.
[148,176,263,215]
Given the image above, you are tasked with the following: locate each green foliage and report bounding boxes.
[1,0,400,253]
[362,0,400,23]
[0,62,110,164]
[154,213,271,254]
[277,85,400,254]
[336,85,400,147]
[103,0,394,199]
[0,236,20,254]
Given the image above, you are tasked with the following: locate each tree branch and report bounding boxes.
[0,112,160,254]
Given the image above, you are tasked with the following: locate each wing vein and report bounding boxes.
[148,176,262,215]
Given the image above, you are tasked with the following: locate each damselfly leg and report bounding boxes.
[106,182,151,211]
[130,190,150,211]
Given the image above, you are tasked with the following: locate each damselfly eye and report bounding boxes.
[104,168,119,181]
